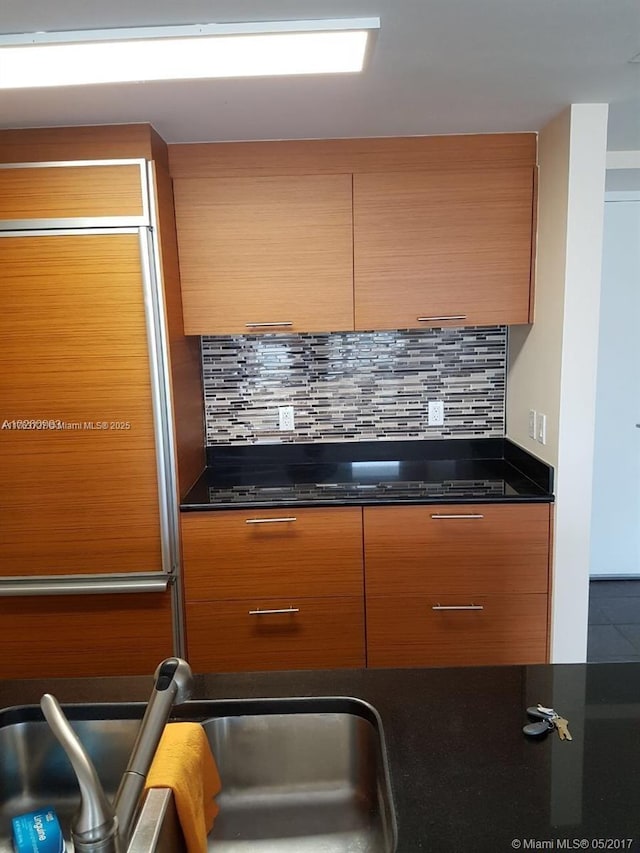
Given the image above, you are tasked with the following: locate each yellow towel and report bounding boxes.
[145,723,221,853]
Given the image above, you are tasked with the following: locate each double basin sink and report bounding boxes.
[0,697,397,852]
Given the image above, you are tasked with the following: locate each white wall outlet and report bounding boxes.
[536,411,547,445]
[428,400,445,427]
[278,405,295,431]
[528,409,537,440]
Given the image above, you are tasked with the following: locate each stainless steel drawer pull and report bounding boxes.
[431,513,485,520]
[417,315,467,322]
[245,322,293,328]
[245,517,297,524]
[249,607,300,615]
[432,604,484,611]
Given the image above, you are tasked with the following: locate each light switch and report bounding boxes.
[528,409,537,440]
[536,412,546,445]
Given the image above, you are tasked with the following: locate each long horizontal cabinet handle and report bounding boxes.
[432,604,484,611]
[249,607,300,615]
[245,517,297,524]
[430,513,485,520]
[417,315,467,322]
[245,321,293,328]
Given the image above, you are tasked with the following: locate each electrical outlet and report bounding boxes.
[528,409,537,440]
[428,400,445,427]
[278,405,295,431]
[536,412,546,445]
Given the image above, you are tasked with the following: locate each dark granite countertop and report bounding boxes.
[2,662,637,853]
[181,437,554,510]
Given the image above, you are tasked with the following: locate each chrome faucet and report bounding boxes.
[41,657,193,853]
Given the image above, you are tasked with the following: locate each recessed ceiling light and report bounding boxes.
[0,18,380,89]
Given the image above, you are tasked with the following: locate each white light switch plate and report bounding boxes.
[536,412,546,445]
[528,409,537,440]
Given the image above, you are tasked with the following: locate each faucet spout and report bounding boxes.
[114,657,193,842]
[40,657,193,853]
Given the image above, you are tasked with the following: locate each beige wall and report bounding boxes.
[507,108,571,465]
[507,104,608,663]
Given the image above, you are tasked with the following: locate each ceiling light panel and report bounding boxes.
[0,18,380,89]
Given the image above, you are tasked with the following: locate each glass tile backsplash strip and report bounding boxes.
[201,326,506,445]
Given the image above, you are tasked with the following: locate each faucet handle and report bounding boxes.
[40,694,119,852]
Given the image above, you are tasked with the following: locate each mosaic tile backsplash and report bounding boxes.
[201,327,507,445]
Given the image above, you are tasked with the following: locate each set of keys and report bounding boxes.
[523,704,572,740]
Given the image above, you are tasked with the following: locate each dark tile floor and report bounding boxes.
[588,579,640,662]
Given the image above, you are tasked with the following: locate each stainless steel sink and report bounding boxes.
[0,697,396,853]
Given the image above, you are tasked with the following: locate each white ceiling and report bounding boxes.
[0,0,639,148]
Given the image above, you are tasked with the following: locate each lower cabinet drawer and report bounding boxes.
[366,593,548,668]
[0,593,174,679]
[186,596,365,672]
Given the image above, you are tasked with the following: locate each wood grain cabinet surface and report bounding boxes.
[181,507,365,672]
[0,124,209,681]
[0,233,163,576]
[366,592,548,668]
[182,502,551,671]
[169,135,537,335]
[0,162,145,221]
[353,167,535,330]
[181,507,363,602]
[0,593,173,678]
[364,503,551,668]
[364,503,551,596]
[186,596,365,672]
[173,174,354,335]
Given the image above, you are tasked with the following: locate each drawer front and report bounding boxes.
[0,593,173,679]
[186,596,365,672]
[364,504,550,595]
[367,593,548,668]
[181,508,363,601]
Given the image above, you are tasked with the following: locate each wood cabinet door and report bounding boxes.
[181,507,363,602]
[353,167,534,330]
[364,504,551,596]
[367,593,548,668]
[0,593,173,678]
[186,596,365,672]
[0,162,145,221]
[173,174,354,334]
[0,233,162,576]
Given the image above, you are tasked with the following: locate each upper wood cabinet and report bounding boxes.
[353,167,535,330]
[173,174,354,335]
[0,162,146,221]
[170,135,537,335]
